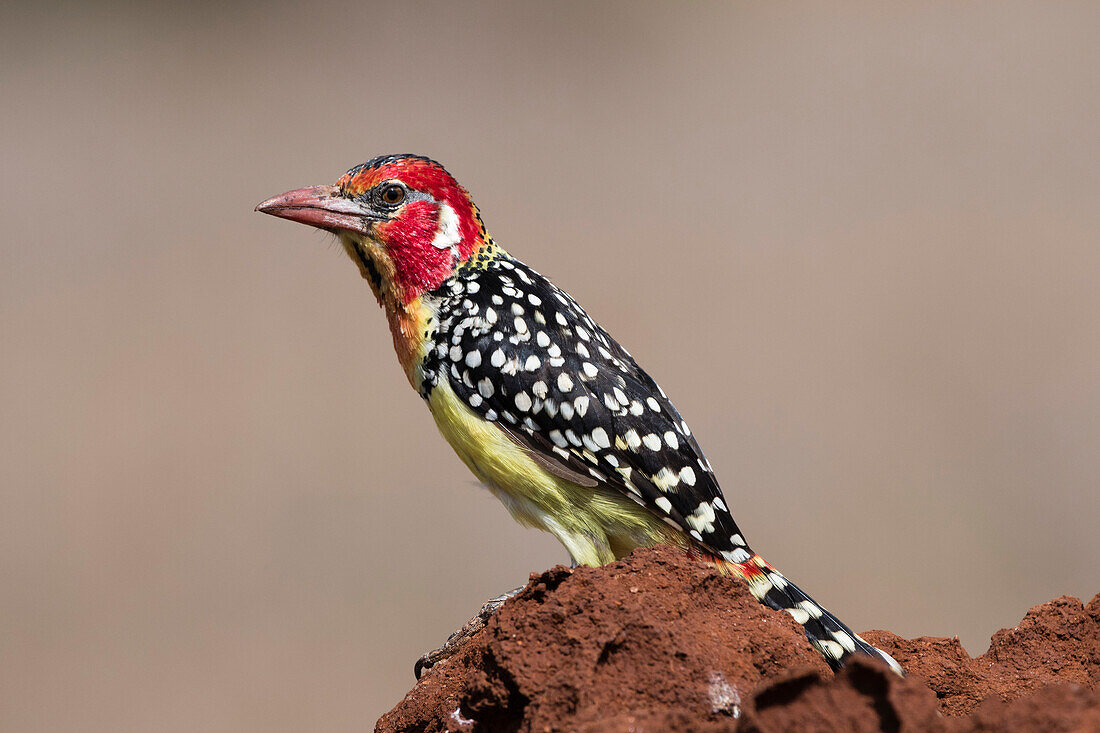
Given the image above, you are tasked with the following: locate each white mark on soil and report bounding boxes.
[449,706,475,728]
[707,671,741,718]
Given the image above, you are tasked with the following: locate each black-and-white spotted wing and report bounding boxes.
[421,256,751,558]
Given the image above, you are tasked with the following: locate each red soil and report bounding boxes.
[376,545,1100,732]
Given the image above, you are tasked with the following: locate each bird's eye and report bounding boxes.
[379,184,406,206]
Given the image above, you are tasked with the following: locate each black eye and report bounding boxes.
[379,184,406,206]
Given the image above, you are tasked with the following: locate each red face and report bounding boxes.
[257,155,486,303]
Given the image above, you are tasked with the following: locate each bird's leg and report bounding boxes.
[414,585,524,679]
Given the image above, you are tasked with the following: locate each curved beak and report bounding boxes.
[255,185,376,234]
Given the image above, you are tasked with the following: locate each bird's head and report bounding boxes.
[256,154,488,305]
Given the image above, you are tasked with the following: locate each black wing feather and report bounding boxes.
[420,256,750,556]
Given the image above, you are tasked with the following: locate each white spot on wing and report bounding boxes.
[591,427,610,449]
[514,391,532,412]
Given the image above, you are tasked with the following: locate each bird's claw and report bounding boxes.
[414,586,523,679]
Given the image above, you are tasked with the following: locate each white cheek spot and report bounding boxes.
[431,203,462,259]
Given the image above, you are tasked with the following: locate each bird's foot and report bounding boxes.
[414,586,524,679]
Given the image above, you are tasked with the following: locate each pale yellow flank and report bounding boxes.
[427,379,685,566]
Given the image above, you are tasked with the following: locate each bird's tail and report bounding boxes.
[717,552,903,675]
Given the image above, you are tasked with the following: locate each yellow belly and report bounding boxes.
[426,379,683,566]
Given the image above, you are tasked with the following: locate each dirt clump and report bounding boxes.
[864,593,1100,719]
[375,546,1100,732]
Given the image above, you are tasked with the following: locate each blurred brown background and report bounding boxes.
[2,1,1099,729]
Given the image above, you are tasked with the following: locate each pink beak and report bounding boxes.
[255,185,374,234]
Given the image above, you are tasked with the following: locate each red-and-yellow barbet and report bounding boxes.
[256,154,903,677]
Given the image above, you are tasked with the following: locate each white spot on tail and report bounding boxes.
[786,607,811,625]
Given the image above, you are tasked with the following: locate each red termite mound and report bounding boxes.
[376,546,1100,732]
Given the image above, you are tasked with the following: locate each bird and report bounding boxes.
[256,154,903,676]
